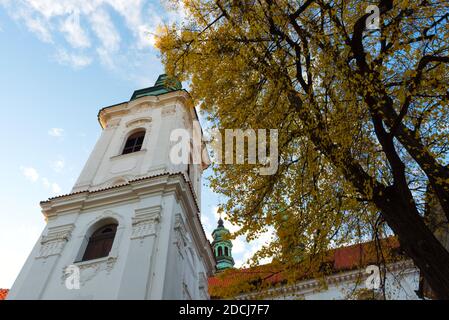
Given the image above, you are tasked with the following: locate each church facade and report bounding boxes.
[5,76,445,301]
[7,75,215,300]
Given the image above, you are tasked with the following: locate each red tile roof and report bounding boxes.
[0,289,8,300]
[208,237,403,298]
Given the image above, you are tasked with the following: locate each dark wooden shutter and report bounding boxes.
[82,224,118,261]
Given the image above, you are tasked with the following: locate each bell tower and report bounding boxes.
[211,217,235,271]
[7,75,215,300]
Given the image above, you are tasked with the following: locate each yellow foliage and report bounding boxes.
[155,0,449,298]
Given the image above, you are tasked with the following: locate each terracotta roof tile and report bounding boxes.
[208,237,403,298]
[0,289,8,300]
[332,237,400,270]
[41,172,194,204]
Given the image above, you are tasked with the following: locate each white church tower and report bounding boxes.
[8,75,216,300]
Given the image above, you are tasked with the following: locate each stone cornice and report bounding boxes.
[41,174,180,216]
[98,91,192,129]
[40,172,216,275]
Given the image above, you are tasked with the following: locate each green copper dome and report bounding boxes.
[130,74,182,100]
[211,217,235,271]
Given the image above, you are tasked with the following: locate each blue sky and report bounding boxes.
[0,0,272,289]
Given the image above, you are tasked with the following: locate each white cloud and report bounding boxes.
[20,166,39,182]
[51,183,61,194]
[136,24,156,48]
[48,127,64,137]
[88,9,121,68]
[19,162,64,194]
[52,158,65,173]
[232,237,246,254]
[55,49,92,69]
[106,0,156,49]
[0,0,189,83]
[59,12,91,48]
[89,9,120,51]
[108,0,144,30]
[0,1,52,42]
[212,206,241,234]
[234,229,274,267]
[23,14,53,43]
[24,0,75,18]
[96,47,116,69]
[41,177,62,195]
[212,206,220,220]
[42,177,51,188]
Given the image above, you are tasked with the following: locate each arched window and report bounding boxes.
[122,130,145,155]
[217,246,223,257]
[224,247,229,256]
[82,224,117,261]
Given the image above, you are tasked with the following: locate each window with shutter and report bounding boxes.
[81,224,118,261]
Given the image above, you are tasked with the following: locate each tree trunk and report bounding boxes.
[287,88,449,299]
[374,186,449,299]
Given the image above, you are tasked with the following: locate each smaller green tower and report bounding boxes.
[211,217,235,271]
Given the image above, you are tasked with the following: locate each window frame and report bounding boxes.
[81,223,118,262]
[121,129,146,155]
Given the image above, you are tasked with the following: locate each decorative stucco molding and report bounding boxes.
[182,282,192,300]
[198,272,207,291]
[62,256,118,287]
[40,173,216,277]
[105,118,121,129]
[198,272,210,300]
[174,213,189,252]
[131,206,161,239]
[182,112,193,130]
[98,91,190,129]
[36,224,75,259]
[162,105,177,117]
[125,117,152,128]
[130,102,151,115]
